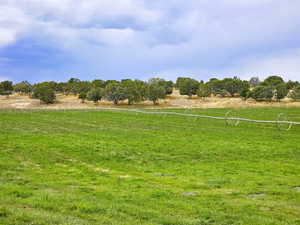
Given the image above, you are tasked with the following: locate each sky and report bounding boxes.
[0,0,300,83]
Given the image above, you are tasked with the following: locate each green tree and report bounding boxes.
[65,78,81,95]
[240,87,251,100]
[104,82,126,105]
[87,88,104,104]
[262,75,284,86]
[0,81,13,97]
[177,77,199,98]
[135,80,148,101]
[78,92,87,103]
[78,81,92,94]
[197,83,211,99]
[286,80,299,90]
[122,79,147,105]
[290,86,300,101]
[175,77,186,88]
[222,77,246,97]
[56,82,68,93]
[92,79,106,88]
[147,83,166,104]
[149,78,173,95]
[274,83,288,101]
[240,80,251,98]
[32,83,56,104]
[206,78,225,96]
[13,81,32,94]
[164,80,174,95]
[105,80,118,87]
[251,86,274,102]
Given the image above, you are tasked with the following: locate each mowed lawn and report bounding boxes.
[0,108,300,225]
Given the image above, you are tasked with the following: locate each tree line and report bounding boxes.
[0,75,300,104]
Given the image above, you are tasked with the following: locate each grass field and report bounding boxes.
[0,108,300,225]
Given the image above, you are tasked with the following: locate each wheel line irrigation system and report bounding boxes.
[9,107,300,131]
[99,108,300,131]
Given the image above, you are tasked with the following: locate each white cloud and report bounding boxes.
[0,5,32,47]
[220,49,300,81]
[0,0,300,81]
[1,0,300,50]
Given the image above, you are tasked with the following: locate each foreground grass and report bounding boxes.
[0,108,300,225]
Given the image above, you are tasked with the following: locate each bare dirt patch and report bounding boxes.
[249,193,267,198]
[182,192,198,196]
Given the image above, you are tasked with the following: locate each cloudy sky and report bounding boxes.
[0,0,300,83]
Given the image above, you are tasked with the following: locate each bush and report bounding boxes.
[251,86,274,101]
[290,86,300,101]
[0,81,13,97]
[32,85,56,104]
[149,78,173,95]
[240,87,251,100]
[78,92,87,103]
[148,83,166,104]
[262,76,284,86]
[274,83,288,101]
[87,88,104,104]
[286,80,299,90]
[121,79,146,105]
[14,81,32,94]
[206,78,224,96]
[104,83,126,105]
[215,89,228,97]
[177,78,199,98]
[92,79,106,88]
[223,77,247,97]
[197,83,211,99]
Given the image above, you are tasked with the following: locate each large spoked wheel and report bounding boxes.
[225,110,240,126]
[277,113,293,131]
[184,108,192,114]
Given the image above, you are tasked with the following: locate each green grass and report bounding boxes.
[0,108,300,225]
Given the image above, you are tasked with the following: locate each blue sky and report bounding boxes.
[0,0,300,83]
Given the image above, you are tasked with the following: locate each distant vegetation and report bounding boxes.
[1,75,300,104]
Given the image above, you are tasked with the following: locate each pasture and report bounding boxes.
[0,108,300,225]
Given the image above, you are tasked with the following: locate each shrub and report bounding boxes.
[121,79,146,105]
[32,85,56,104]
[177,78,199,98]
[286,80,299,90]
[149,78,173,95]
[13,81,32,94]
[0,80,13,97]
[78,92,87,103]
[223,77,246,97]
[274,83,288,101]
[240,87,251,100]
[148,83,166,104]
[290,86,300,101]
[197,83,211,99]
[87,88,104,104]
[104,82,126,105]
[251,86,274,101]
[206,78,224,95]
[262,75,284,86]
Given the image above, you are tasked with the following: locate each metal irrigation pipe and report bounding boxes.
[277,113,293,131]
[17,107,300,127]
[104,108,300,126]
